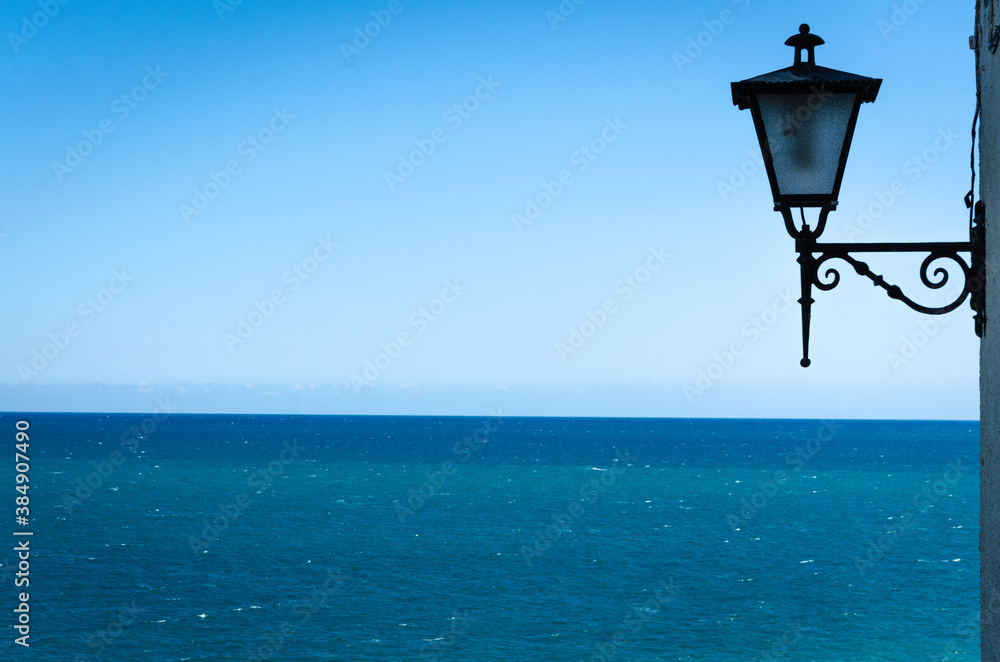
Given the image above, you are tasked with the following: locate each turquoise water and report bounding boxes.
[5,414,979,661]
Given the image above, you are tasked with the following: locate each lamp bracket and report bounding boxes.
[786,202,986,367]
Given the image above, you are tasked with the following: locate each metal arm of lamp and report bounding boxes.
[779,202,986,367]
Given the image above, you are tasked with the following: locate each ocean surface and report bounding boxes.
[1,414,980,661]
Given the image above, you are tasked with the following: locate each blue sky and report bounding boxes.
[0,0,981,418]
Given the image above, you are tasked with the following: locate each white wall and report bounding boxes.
[979,1,1000,659]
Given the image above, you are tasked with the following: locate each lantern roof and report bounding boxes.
[731,25,881,110]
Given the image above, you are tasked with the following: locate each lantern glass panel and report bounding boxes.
[757,92,857,198]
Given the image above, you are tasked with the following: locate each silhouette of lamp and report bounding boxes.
[731,24,986,366]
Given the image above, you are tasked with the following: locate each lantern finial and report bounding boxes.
[785,24,824,67]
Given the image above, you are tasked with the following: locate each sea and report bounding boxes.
[2,414,980,661]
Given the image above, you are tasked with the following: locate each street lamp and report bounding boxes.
[731,24,986,367]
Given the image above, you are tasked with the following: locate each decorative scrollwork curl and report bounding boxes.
[815,265,840,291]
[811,250,972,315]
[919,252,962,290]
[812,253,850,292]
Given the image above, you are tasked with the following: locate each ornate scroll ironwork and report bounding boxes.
[778,202,986,367]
